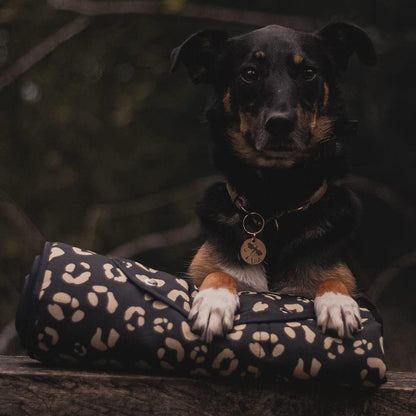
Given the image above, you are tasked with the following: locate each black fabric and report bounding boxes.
[16,242,387,386]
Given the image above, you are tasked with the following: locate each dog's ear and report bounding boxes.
[317,22,376,71]
[171,30,229,84]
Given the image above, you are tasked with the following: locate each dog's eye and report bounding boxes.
[303,67,317,81]
[240,67,259,83]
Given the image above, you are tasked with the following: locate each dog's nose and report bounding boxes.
[265,113,295,137]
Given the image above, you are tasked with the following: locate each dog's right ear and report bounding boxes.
[170,30,229,84]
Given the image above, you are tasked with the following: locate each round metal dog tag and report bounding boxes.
[240,238,266,265]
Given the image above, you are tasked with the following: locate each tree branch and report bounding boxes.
[368,250,416,302]
[48,0,316,30]
[0,15,91,89]
[106,220,199,258]
[0,190,45,253]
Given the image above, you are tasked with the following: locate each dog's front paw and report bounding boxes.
[189,288,239,343]
[314,292,362,338]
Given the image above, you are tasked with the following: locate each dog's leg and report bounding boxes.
[189,272,239,343]
[314,264,361,338]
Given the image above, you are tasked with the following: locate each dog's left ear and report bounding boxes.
[171,30,229,84]
[317,22,376,71]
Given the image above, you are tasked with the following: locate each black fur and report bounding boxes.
[172,23,375,295]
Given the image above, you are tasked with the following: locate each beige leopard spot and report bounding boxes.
[65,264,76,273]
[71,310,85,322]
[272,344,285,357]
[328,352,336,359]
[324,336,342,350]
[367,342,373,351]
[144,294,153,301]
[45,327,59,345]
[284,303,304,312]
[39,270,52,299]
[38,342,49,351]
[106,292,118,314]
[103,263,127,283]
[263,293,282,301]
[360,307,370,312]
[284,327,296,339]
[71,298,79,308]
[124,306,145,328]
[252,301,269,312]
[337,345,345,354]
[252,331,270,342]
[49,247,65,261]
[367,357,386,379]
[91,328,119,351]
[270,333,278,344]
[48,304,64,320]
[249,342,266,358]
[73,342,87,357]
[287,322,301,327]
[301,325,316,344]
[355,348,365,355]
[63,268,91,285]
[196,356,205,364]
[160,361,175,370]
[181,321,200,341]
[293,358,310,380]
[73,247,94,256]
[175,278,189,290]
[134,261,157,273]
[379,337,384,354]
[127,324,135,331]
[212,349,239,376]
[80,262,90,269]
[53,292,71,304]
[310,358,322,377]
[157,348,165,359]
[213,348,235,368]
[353,340,363,348]
[152,300,168,310]
[93,285,108,293]
[360,369,368,379]
[247,366,260,377]
[88,292,98,307]
[167,289,189,302]
[154,326,164,333]
[165,338,185,362]
[201,345,208,353]
[135,274,165,287]
[190,368,210,376]
[183,302,190,312]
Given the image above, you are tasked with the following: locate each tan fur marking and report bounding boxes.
[223,88,231,113]
[294,54,304,64]
[188,243,224,287]
[255,50,265,59]
[323,82,329,107]
[200,272,237,294]
[316,264,356,296]
[296,106,333,145]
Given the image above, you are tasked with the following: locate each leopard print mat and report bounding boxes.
[16,242,386,386]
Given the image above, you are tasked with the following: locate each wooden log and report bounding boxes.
[0,355,415,416]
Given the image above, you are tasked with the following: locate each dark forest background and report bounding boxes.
[0,0,415,371]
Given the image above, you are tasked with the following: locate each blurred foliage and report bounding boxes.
[0,0,415,369]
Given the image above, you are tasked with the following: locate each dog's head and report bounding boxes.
[172,23,375,169]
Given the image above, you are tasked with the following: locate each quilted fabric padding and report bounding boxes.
[16,242,387,386]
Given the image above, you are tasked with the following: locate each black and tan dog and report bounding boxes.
[171,22,376,342]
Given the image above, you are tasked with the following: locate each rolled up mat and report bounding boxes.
[16,242,386,386]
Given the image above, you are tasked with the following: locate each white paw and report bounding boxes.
[314,292,362,338]
[188,288,239,343]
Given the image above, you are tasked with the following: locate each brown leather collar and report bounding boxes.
[226,180,328,220]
